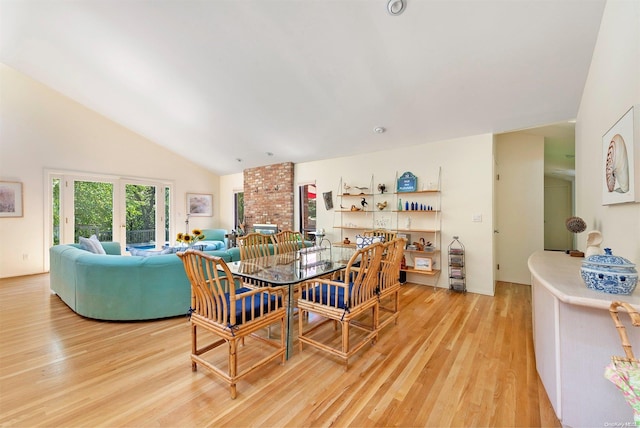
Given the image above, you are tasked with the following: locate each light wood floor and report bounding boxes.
[0,274,560,427]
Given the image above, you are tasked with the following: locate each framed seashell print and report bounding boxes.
[602,106,638,205]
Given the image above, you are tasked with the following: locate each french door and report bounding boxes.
[47,171,172,256]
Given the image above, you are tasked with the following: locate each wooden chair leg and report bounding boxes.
[342,321,349,371]
[298,309,305,352]
[229,339,238,399]
[191,324,198,371]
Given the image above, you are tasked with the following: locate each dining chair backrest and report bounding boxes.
[237,232,272,260]
[272,230,306,254]
[179,249,241,325]
[343,242,384,307]
[379,237,406,293]
[363,229,397,243]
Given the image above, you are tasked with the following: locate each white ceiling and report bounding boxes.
[0,0,604,176]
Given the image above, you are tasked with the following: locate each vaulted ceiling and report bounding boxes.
[0,0,604,175]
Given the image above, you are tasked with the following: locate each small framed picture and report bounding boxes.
[414,256,433,271]
[187,193,213,217]
[0,181,23,218]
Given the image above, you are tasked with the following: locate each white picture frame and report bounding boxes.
[602,106,637,205]
[0,181,23,218]
[414,256,433,271]
[187,193,213,217]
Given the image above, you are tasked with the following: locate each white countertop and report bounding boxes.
[528,250,640,310]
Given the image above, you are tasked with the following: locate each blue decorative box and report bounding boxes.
[580,248,637,295]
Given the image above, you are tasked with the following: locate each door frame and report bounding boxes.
[44,169,174,270]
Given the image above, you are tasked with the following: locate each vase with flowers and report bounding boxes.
[176,229,206,251]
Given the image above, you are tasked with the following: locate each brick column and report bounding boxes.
[243,162,294,232]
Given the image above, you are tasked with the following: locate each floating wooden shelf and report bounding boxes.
[405,249,440,255]
[395,190,440,194]
[401,267,441,277]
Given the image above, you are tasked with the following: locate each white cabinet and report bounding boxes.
[528,251,640,426]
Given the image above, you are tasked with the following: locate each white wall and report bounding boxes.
[495,133,545,285]
[576,0,640,264]
[221,134,497,296]
[0,65,220,278]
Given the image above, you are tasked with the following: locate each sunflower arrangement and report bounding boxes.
[176,229,205,246]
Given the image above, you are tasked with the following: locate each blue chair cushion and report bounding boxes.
[301,282,354,309]
[225,287,282,325]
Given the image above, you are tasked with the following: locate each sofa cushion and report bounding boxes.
[199,241,225,251]
[301,281,352,309]
[129,248,175,257]
[225,287,282,325]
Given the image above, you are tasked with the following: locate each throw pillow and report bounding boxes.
[79,235,106,254]
[89,235,106,255]
[355,235,382,249]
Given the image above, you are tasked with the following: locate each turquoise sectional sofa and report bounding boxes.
[50,241,238,321]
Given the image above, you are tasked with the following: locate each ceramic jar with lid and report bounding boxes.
[580,248,638,295]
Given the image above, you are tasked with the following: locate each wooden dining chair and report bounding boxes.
[237,232,273,260]
[363,228,397,243]
[297,242,384,369]
[237,232,274,288]
[178,249,286,399]
[271,230,307,254]
[377,237,407,331]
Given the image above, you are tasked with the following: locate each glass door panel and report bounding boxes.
[74,180,114,242]
[51,178,61,245]
[125,183,157,251]
[165,187,171,244]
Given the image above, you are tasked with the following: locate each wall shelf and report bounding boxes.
[334,169,443,286]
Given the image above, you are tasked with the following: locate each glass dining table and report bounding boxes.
[225,245,355,358]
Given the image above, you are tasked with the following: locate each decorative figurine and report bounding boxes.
[355,186,368,194]
[565,216,587,257]
[377,183,386,194]
[361,198,368,210]
[376,201,387,211]
[343,183,351,194]
[585,230,603,258]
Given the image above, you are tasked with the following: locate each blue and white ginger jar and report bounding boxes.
[580,248,637,295]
